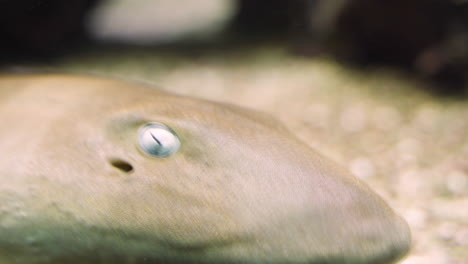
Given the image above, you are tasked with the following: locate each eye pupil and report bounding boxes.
[138,123,180,157]
[149,132,162,146]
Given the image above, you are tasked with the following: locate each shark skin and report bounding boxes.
[0,74,410,264]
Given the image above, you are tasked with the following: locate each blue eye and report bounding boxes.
[137,123,180,157]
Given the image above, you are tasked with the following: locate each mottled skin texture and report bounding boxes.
[0,74,410,264]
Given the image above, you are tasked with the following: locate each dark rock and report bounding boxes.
[228,0,292,35]
[0,0,100,62]
[291,0,468,93]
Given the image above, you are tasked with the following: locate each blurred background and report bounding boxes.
[1,1,467,263]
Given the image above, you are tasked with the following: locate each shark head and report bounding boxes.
[0,74,410,264]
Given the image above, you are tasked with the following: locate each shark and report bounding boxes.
[0,73,410,264]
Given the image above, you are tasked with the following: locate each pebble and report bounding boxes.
[87,0,234,43]
[403,207,429,230]
[446,170,468,196]
[400,251,451,264]
[372,106,401,131]
[349,157,375,179]
[304,103,331,129]
[454,228,468,246]
[339,105,367,132]
[431,198,468,221]
[397,170,432,199]
[414,106,440,130]
[396,138,421,156]
[436,222,459,241]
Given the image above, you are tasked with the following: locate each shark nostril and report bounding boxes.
[109,158,134,173]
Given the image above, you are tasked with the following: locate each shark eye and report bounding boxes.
[138,122,180,157]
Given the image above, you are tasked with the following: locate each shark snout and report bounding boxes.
[170,128,411,263]
[255,206,410,264]
[219,161,411,264]
[225,188,411,264]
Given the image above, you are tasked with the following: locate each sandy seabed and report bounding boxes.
[50,44,468,264]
